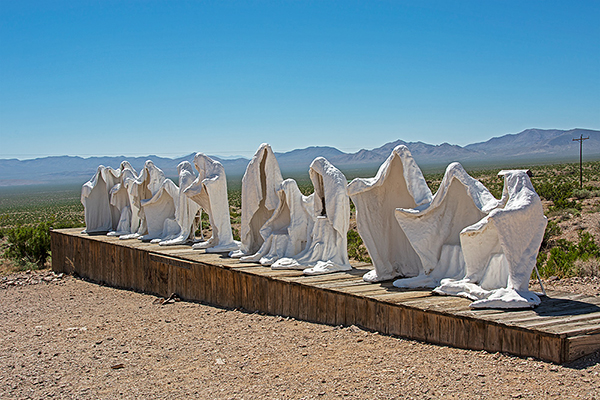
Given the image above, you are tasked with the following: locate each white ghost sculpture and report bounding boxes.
[158,161,203,246]
[272,157,352,275]
[393,162,500,289]
[434,170,547,309]
[240,178,315,265]
[179,153,239,253]
[136,161,181,243]
[230,143,283,258]
[348,145,433,282]
[118,162,154,240]
[107,161,139,237]
[81,165,123,234]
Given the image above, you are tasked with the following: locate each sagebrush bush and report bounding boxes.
[535,181,580,210]
[540,221,561,249]
[537,231,600,278]
[347,229,371,263]
[4,221,52,268]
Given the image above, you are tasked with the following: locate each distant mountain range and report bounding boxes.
[1,128,598,187]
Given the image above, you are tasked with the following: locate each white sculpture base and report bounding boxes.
[271,216,352,275]
[195,239,240,253]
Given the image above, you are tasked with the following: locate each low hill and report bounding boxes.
[0,128,598,186]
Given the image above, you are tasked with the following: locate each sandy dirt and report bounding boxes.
[1,270,599,400]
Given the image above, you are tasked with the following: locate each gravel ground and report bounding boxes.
[1,271,599,400]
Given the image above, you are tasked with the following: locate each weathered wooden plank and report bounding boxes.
[518,311,600,331]
[484,323,503,353]
[548,322,600,337]
[324,290,338,326]
[289,282,300,320]
[500,328,523,357]
[334,292,346,326]
[567,332,600,362]
[539,334,563,363]
[280,281,291,317]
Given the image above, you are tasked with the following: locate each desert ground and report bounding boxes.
[1,269,599,400]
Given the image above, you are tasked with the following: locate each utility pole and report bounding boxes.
[573,134,590,188]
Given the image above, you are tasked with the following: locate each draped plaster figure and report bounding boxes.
[107,161,139,237]
[158,161,202,246]
[82,165,125,234]
[393,162,500,289]
[272,157,351,275]
[118,161,154,240]
[434,170,547,308]
[132,161,180,243]
[240,178,315,265]
[348,145,433,282]
[177,153,239,252]
[230,144,283,257]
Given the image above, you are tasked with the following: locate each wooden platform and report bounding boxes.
[51,228,600,364]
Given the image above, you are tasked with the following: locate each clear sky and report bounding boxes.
[1,0,599,159]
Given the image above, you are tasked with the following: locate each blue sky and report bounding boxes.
[1,0,599,159]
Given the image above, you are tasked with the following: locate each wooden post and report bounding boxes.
[573,134,589,188]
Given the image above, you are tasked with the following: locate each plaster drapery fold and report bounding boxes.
[230,143,283,257]
[107,162,139,237]
[393,162,500,289]
[82,164,130,234]
[348,145,432,282]
[158,161,203,246]
[240,178,315,265]
[434,170,547,308]
[178,153,239,252]
[272,157,351,275]
[137,161,180,243]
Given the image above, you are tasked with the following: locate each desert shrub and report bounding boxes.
[572,188,593,200]
[540,220,561,249]
[4,221,52,268]
[535,181,580,210]
[347,229,371,263]
[227,189,242,209]
[231,227,240,241]
[537,231,600,278]
[574,259,600,277]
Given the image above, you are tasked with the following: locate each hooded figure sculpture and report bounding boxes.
[230,143,283,258]
[393,162,500,289]
[158,161,202,246]
[107,161,139,237]
[179,153,239,252]
[81,165,124,234]
[434,170,547,308]
[240,178,315,265]
[136,161,180,243]
[272,157,351,275]
[118,161,155,240]
[348,145,433,282]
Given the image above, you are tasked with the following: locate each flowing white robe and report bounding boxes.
[393,162,500,289]
[132,161,179,243]
[107,161,139,236]
[272,157,351,275]
[230,143,283,257]
[434,170,547,309]
[81,165,125,233]
[348,145,432,282]
[180,153,238,252]
[240,178,315,265]
[159,161,203,246]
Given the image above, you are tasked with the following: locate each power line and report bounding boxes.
[573,134,590,188]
